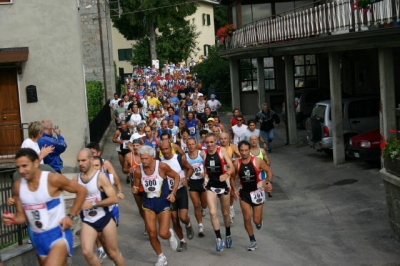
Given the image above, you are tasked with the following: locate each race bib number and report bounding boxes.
[211,107,216,111]
[119,113,126,120]
[180,93,186,98]
[83,196,100,219]
[191,163,204,180]
[188,106,193,111]
[23,203,48,230]
[167,177,174,191]
[188,127,195,135]
[210,187,225,194]
[198,108,204,113]
[250,189,266,204]
[122,140,129,149]
[142,175,160,194]
[149,104,155,111]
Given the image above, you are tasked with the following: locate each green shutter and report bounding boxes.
[207,14,210,26]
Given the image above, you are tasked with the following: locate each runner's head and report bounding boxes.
[159,141,173,159]
[219,132,229,146]
[205,133,217,151]
[86,142,101,156]
[15,148,40,180]
[92,156,103,171]
[144,126,153,138]
[238,140,251,158]
[77,148,94,174]
[138,146,154,167]
[249,135,259,147]
[187,137,197,152]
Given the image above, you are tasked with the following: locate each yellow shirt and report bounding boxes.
[147,97,161,113]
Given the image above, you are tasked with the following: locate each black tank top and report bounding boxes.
[119,128,131,151]
[205,148,225,188]
[238,160,258,192]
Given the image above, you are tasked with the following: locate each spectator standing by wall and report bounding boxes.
[254,103,280,152]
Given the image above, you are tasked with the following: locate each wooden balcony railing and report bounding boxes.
[224,0,399,50]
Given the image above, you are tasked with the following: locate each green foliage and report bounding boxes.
[383,131,400,159]
[213,5,229,32]
[114,61,119,91]
[191,46,230,93]
[86,81,104,123]
[131,23,200,66]
[112,0,197,40]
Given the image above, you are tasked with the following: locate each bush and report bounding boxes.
[86,81,104,123]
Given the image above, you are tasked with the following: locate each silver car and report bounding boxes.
[306,96,380,156]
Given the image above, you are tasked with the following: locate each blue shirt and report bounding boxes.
[38,132,67,171]
[165,115,180,127]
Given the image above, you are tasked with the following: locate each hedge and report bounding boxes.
[86,81,104,123]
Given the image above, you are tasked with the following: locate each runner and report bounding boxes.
[3,148,87,266]
[75,148,125,266]
[198,130,209,151]
[233,140,273,251]
[184,111,198,138]
[160,142,194,252]
[112,120,132,173]
[219,132,240,223]
[132,146,180,266]
[249,135,271,167]
[167,118,180,143]
[204,133,236,251]
[178,128,190,154]
[186,138,208,237]
[142,126,160,159]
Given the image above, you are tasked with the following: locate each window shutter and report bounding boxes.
[207,14,211,26]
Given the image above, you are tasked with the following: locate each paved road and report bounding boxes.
[71,114,400,266]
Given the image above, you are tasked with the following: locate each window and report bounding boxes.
[118,49,132,61]
[264,57,275,90]
[203,45,211,57]
[0,0,12,3]
[242,4,271,25]
[203,14,211,26]
[294,54,317,88]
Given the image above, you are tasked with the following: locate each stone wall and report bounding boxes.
[381,169,400,241]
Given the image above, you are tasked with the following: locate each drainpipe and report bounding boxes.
[97,0,108,101]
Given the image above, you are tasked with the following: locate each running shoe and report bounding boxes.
[225,235,233,248]
[177,241,187,252]
[215,238,224,252]
[144,227,148,235]
[168,228,179,251]
[256,220,263,230]
[198,225,205,238]
[246,241,258,251]
[230,205,235,219]
[186,225,194,240]
[201,208,206,217]
[98,249,107,262]
[155,254,167,266]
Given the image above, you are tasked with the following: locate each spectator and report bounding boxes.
[21,121,54,164]
[38,119,67,173]
[255,103,280,152]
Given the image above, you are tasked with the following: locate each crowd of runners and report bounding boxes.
[2,63,275,266]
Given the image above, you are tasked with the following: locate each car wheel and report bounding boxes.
[306,116,322,142]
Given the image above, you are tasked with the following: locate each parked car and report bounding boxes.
[295,88,330,129]
[348,129,381,163]
[306,95,380,158]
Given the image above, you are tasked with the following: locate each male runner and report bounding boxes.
[75,149,125,266]
[160,142,194,251]
[204,133,236,251]
[219,132,240,223]
[234,141,273,251]
[3,148,87,266]
[132,146,180,266]
[186,138,208,237]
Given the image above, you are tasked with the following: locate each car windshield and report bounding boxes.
[312,104,327,123]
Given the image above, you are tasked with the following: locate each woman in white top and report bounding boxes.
[21,121,54,163]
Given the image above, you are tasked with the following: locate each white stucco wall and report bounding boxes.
[186,1,217,62]
[112,26,135,75]
[0,1,89,171]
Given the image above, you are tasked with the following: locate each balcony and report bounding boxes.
[221,0,400,54]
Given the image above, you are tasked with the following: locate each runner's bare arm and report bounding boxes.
[112,130,122,144]
[160,163,180,203]
[261,149,271,166]
[132,167,142,194]
[3,180,27,226]
[105,160,124,199]
[174,144,185,155]
[181,156,194,186]
[122,155,131,174]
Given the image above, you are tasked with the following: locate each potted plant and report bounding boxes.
[216,24,237,45]
[381,129,400,176]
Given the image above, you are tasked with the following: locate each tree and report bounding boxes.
[213,5,228,32]
[131,22,200,67]
[191,46,230,93]
[111,0,197,61]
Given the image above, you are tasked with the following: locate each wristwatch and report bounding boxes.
[67,213,76,220]
[92,201,98,208]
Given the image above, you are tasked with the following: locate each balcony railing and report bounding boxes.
[225,0,399,50]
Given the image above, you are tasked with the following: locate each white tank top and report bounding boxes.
[197,101,206,113]
[161,154,185,190]
[140,160,165,198]
[19,171,66,233]
[78,170,108,223]
[180,140,188,153]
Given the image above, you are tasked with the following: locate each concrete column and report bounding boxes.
[378,48,396,139]
[284,55,297,144]
[329,52,344,165]
[230,58,241,110]
[257,57,265,109]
